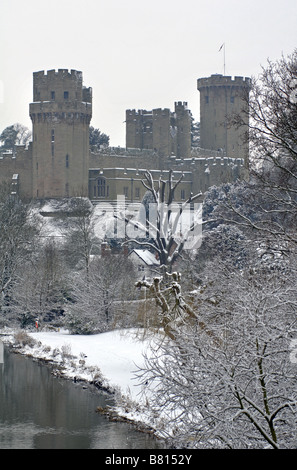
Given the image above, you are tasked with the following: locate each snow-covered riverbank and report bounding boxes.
[1,327,163,438]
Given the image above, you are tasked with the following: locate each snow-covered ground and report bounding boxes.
[32,328,149,397]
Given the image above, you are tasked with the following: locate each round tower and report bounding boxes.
[30,69,92,199]
[197,74,250,168]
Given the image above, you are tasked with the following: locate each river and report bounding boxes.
[0,345,163,449]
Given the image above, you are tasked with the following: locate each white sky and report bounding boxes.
[0,0,296,147]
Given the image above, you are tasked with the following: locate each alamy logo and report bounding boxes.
[97,196,203,249]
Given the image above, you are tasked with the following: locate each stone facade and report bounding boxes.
[0,144,33,199]
[89,150,244,204]
[0,69,250,203]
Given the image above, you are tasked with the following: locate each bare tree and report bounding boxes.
[122,170,202,274]
[63,197,100,274]
[136,264,297,448]
[0,186,37,324]
[12,240,69,327]
[227,50,297,244]
[64,254,136,334]
[0,123,31,152]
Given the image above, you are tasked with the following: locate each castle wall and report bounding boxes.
[89,167,193,204]
[89,146,244,203]
[0,145,33,199]
[89,147,161,170]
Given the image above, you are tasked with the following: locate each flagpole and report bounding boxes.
[218,43,226,75]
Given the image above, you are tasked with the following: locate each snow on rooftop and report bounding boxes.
[130,249,159,266]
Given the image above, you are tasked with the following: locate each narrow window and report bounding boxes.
[65,154,69,168]
[97,178,106,197]
[230,96,235,104]
[205,96,209,104]
[123,187,129,197]
[51,130,55,156]
[135,187,140,199]
[51,91,55,100]
[64,91,69,100]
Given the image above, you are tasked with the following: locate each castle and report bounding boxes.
[0,69,250,203]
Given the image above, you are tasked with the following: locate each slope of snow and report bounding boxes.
[2,328,155,401]
[35,329,147,396]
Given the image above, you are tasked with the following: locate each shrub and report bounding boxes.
[14,330,36,348]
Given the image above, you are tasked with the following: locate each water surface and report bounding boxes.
[0,346,161,449]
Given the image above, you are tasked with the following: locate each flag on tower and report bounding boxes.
[219,43,224,52]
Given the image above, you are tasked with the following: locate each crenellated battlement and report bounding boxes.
[174,101,188,110]
[33,69,83,81]
[32,69,92,104]
[197,74,251,90]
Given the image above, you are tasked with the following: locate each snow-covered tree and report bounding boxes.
[227,50,297,244]
[63,197,100,274]
[0,186,37,324]
[136,264,297,448]
[12,240,69,327]
[64,253,136,334]
[122,170,202,274]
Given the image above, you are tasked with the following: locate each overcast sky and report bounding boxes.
[0,0,296,147]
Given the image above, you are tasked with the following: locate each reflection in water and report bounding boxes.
[0,347,161,449]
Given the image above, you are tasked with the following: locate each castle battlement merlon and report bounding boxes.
[33,69,83,80]
[153,108,171,117]
[126,109,153,116]
[174,101,189,110]
[197,74,251,90]
[32,69,92,105]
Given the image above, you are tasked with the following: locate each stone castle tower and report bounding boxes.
[125,101,191,159]
[29,69,92,198]
[197,74,250,165]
